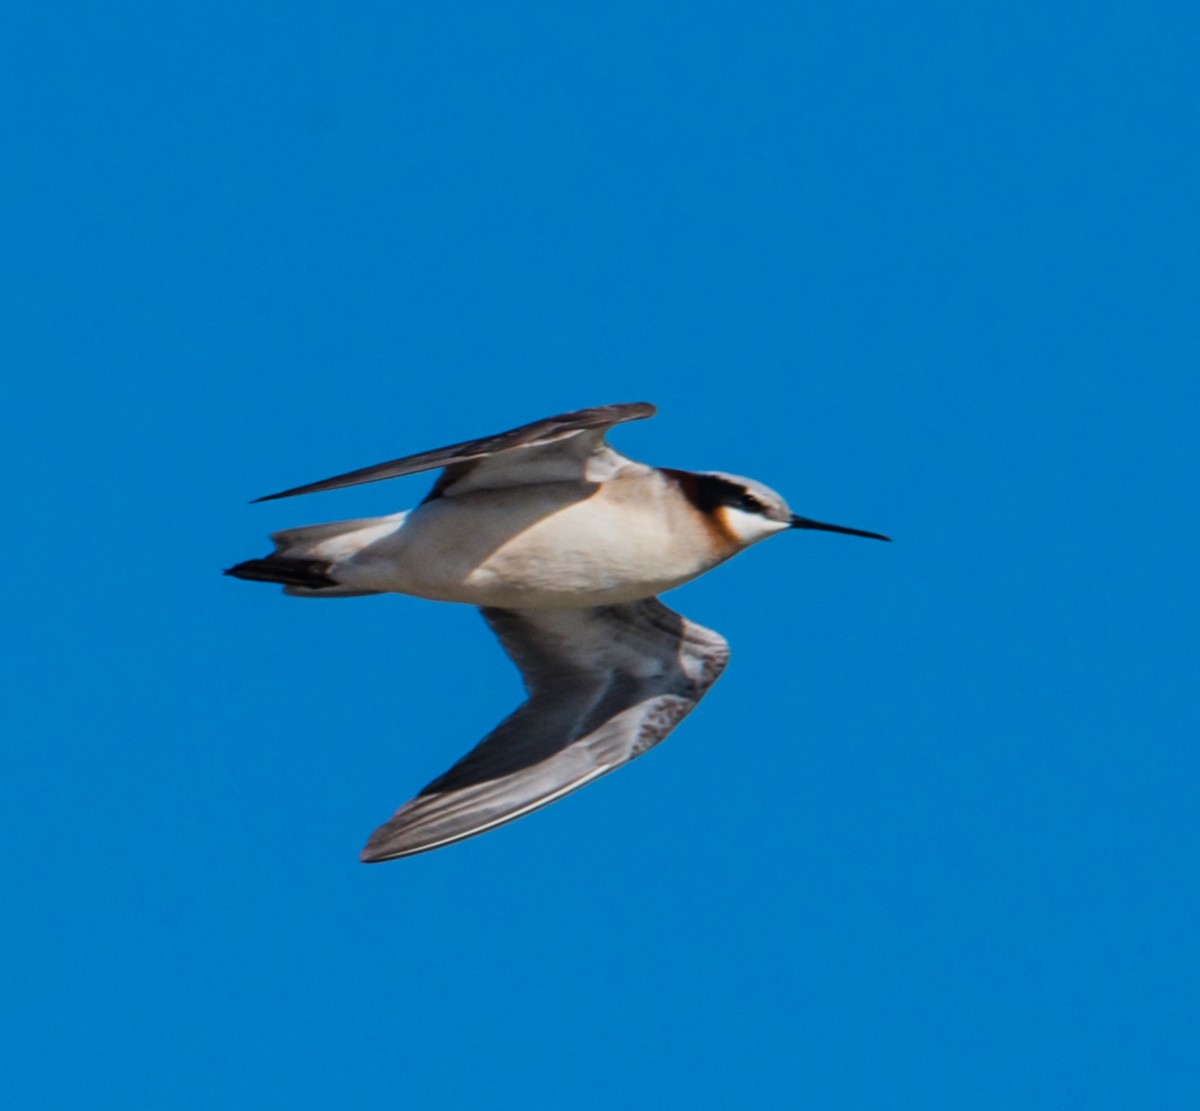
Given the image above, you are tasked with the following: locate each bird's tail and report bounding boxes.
[225,511,407,597]
[224,555,344,591]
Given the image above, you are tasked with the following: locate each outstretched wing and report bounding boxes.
[253,402,656,502]
[360,598,730,862]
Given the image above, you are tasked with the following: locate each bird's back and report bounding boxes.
[333,471,737,608]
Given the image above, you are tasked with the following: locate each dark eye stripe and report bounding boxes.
[664,470,768,516]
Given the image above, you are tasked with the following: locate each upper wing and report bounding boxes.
[360,598,730,862]
[253,402,656,503]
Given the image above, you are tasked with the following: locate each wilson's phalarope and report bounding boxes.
[228,403,889,861]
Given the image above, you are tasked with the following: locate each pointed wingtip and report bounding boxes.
[360,822,404,863]
[360,838,402,864]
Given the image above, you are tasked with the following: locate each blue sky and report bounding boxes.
[3,2,1197,1107]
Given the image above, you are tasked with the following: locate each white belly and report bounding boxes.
[339,483,722,608]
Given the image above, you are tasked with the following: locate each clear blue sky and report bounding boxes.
[3,2,1197,1107]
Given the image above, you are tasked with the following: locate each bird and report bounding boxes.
[226,402,889,861]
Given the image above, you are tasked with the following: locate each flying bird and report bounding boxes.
[227,403,889,861]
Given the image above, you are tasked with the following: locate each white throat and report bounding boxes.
[716,506,790,547]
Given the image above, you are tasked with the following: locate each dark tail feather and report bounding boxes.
[224,556,338,589]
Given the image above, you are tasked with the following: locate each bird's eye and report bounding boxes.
[737,491,764,512]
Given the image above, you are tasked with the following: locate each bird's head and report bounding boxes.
[682,471,891,549]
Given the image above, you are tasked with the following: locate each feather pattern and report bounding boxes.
[253,402,656,503]
[360,597,729,861]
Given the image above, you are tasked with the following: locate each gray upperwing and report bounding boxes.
[253,401,656,503]
[359,598,730,862]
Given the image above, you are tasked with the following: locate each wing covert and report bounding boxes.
[360,598,729,862]
[253,402,655,503]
